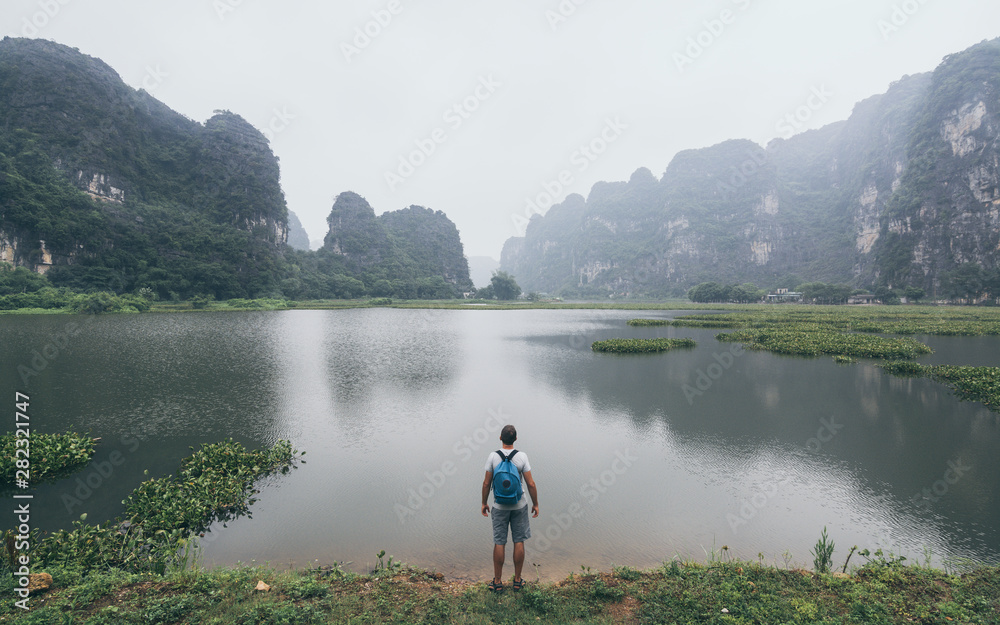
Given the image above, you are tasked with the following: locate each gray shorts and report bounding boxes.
[491,505,531,545]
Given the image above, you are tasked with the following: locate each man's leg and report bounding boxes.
[493,544,505,582]
[512,542,525,581]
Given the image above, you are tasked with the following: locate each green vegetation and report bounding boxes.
[878,362,1000,412]
[474,270,522,301]
[811,527,835,574]
[664,307,1000,336]
[716,328,932,359]
[8,439,302,576]
[688,282,766,303]
[4,556,997,623]
[0,432,95,488]
[625,305,1000,413]
[592,338,696,354]
[626,318,672,327]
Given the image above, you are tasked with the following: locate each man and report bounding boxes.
[481,424,539,592]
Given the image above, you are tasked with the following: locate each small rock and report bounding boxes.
[28,573,53,592]
[254,580,270,592]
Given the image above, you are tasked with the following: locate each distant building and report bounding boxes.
[848,294,877,305]
[766,289,802,303]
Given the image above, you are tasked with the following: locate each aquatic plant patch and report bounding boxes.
[0,432,95,488]
[123,439,300,533]
[716,329,932,359]
[592,338,696,353]
[626,318,672,326]
[879,362,1000,412]
[20,438,302,574]
[659,306,1000,336]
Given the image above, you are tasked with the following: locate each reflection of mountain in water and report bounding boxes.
[319,309,460,403]
[522,325,1000,564]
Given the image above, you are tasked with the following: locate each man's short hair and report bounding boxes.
[500,425,517,445]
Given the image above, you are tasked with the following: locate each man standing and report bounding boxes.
[481,424,538,592]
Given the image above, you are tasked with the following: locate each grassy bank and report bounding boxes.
[3,557,998,624]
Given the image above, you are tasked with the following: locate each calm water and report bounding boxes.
[3,309,999,579]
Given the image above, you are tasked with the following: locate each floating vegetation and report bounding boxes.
[658,307,1000,336]
[0,432,95,489]
[879,362,1000,412]
[27,438,303,573]
[592,338,696,354]
[832,355,857,365]
[716,329,932,359]
[877,361,927,376]
[626,318,673,327]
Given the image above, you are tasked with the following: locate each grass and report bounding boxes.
[591,338,697,354]
[3,558,997,624]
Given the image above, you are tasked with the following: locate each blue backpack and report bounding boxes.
[492,450,523,505]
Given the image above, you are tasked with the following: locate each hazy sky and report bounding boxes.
[3,1,999,258]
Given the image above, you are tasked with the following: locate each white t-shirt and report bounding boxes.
[485,449,531,510]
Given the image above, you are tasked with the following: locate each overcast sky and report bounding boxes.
[3,1,999,258]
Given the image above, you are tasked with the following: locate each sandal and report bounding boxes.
[488,579,504,593]
[512,578,525,591]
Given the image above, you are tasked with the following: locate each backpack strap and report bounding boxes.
[496,449,518,462]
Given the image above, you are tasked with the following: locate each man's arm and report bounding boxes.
[523,470,539,518]
[481,470,492,517]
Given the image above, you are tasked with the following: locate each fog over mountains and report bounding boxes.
[501,39,1000,299]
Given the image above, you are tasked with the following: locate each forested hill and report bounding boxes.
[0,37,288,298]
[501,38,1000,299]
[0,38,472,301]
[314,192,473,298]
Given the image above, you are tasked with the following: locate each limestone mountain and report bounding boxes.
[320,191,473,296]
[0,38,474,301]
[501,39,1000,299]
[0,37,288,298]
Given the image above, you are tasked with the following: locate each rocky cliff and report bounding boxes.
[501,39,1000,298]
[0,37,288,297]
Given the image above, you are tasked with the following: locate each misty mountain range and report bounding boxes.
[2,36,998,301]
[501,38,1000,299]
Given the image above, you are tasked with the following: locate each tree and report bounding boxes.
[903,286,925,302]
[799,282,853,304]
[873,285,901,305]
[941,263,985,302]
[490,271,522,300]
[688,282,731,303]
[730,283,765,303]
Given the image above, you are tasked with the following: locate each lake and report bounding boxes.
[3,308,999,580]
